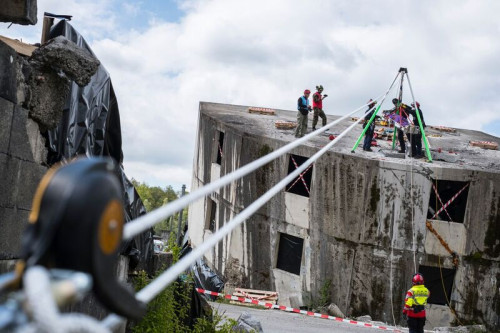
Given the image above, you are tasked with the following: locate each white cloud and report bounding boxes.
[2,0,499,190]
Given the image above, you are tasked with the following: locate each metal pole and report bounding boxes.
[176,184,186,246]
[406,73,433,162]
[351,71,402,152]
[392,70,406,151]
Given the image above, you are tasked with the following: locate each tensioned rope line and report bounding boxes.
[103,79,399,329]
[122,94,386,241]
[406,72,419,274]
[102,115,368,330]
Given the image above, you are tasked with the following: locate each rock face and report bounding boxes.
[26,36,100,130]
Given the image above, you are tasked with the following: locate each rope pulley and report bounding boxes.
[19,157,146,319]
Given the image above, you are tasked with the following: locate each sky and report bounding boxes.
[1,0,499,191]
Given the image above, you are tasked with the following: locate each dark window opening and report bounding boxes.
[418,265,456,305]
[427,179,470,223]
[276,233,303,275]
[216,131,224,165]
[206,198,217,232]
[285,154,313,197]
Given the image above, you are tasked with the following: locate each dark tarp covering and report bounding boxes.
[46,20,153,270]
[180,242,225,301]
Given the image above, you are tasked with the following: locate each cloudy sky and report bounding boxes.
[1,0,499,191]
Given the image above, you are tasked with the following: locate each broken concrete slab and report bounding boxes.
[30,36,100,87]
[0,0,37,25]
[26,36,100,130]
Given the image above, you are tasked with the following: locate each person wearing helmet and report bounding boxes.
[408,102,426,158]
[390,98,412,154]
[312,85,328,131]
[295,89,312,138]
[403,273,430,333]
[362,99,380,151]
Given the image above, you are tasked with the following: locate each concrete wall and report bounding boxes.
[188,107,500,330]
[0,0,37,25]
[0,39,48,261]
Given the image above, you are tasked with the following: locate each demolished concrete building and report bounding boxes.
[188,102,500,330]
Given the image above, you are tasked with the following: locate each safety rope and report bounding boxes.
[122,93,386,241]
[102,114,368,330]
[438,256,463,325]
[102,78,397,329]
[20,266,109,333]
[425,221,459,268]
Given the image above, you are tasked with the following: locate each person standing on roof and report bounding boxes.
[403,273,430,333]
[362,99,380,151]
[312,85,328,131]
[295,89,312,138]
[390,98,412,154]
[407,101,426,158]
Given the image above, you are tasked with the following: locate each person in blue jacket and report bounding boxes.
[295,89,312,138]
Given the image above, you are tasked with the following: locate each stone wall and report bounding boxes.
[0,39,48,261]
[189,107,500,330]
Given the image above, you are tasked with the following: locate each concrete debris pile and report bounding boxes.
[27,36,100,129]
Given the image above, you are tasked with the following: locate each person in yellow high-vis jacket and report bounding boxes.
[403,273,430,333]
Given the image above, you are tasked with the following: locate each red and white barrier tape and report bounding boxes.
[290,156,311,195]
[196,288,405,332]
[431,183,469,220]
[431,183,453,221]
[287,164,313,192]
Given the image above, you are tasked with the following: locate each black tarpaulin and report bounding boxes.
[46,20,153,269]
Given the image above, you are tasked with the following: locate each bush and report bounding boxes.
[131,271,237,333]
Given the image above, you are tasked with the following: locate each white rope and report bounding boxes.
[405,73,420,274]
[102,115,366,330]
[19,266,109,333]
[123,96,385,240]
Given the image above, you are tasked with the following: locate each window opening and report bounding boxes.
[276,233,304,275]
[206,198,217,232]
[285,154,313,197]
[418,265,456,305]
[216,131,224,165]
[427,179,470,223]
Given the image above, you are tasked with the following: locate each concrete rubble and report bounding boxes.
[26,36,100,129]
[233,312,264,333]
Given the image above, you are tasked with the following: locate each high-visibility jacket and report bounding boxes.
[403,284,430,318]
[312,92,323,109]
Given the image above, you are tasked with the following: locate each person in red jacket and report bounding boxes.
[312,85,328,130]
[403,273,430,333]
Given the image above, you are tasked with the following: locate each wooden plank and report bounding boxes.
[275,121,296,129]
[232,287,278,303]
[469,141,498,150]
[248,107,276,115]
[0,35,37,56]
[429,125,456,133]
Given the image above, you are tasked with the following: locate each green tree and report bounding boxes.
[131,179,188,237]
